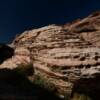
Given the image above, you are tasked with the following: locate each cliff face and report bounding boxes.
[1,12,100,99]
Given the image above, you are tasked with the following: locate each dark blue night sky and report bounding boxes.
[0,0,100,43]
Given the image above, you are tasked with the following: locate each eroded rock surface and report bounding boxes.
[1,12,100,99]
[0,47,31,69]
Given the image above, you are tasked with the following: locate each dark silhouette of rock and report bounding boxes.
[0,43,14,64]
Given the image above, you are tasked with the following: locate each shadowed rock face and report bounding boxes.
[0,43,14,64]
[71,74,100,100]
[0,44,61,100]
[0,68,62,100]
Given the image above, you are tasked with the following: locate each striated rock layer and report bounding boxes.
[1,11,100,99]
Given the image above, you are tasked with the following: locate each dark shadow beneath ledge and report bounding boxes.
[71,74,100,100]
[0,68,61,100]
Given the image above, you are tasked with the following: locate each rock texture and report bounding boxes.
[0,47,31,69]
[1,11,100,99]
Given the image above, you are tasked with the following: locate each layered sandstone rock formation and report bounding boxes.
[1,11,100,99]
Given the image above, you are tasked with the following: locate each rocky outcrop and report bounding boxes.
[0,47,31,68]
[1,11,100,99]
[0,46,61,100]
